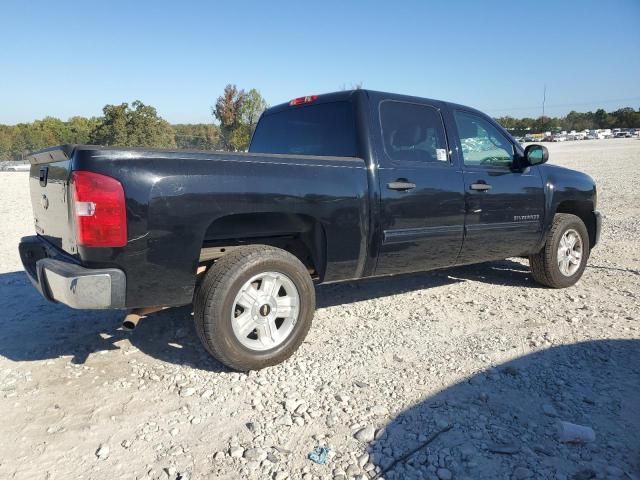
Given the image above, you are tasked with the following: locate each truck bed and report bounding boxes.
[27,145,369,308]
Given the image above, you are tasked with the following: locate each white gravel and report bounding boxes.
[0,139,638,480]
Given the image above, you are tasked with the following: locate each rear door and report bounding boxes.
[374,98,466,276]
[452,110,545,264]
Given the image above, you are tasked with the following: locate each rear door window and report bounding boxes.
[249,101,357,157]
[379,101,449,164]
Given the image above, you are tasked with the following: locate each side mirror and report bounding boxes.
[523,144,549,166]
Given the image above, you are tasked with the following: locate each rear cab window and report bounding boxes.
[249,101,357,157]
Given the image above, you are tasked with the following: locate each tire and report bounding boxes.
[529,213,590,288]
[193,245,315,371]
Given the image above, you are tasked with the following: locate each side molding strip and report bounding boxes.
[383,225,463,245]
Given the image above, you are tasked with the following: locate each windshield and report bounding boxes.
[249,101,357,157]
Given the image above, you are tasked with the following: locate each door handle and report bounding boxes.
[387,181,416,191]
[470,182,492,191]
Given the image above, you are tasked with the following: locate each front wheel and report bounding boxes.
[529,213,590,288]
[193,245,315,371]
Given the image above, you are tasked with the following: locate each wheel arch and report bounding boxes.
[201,212,328,281]
[555,200,597,248]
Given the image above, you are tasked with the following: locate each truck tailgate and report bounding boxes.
[28,146,76,254]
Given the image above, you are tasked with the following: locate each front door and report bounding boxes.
[452,110,545,264]
[374,99,466,276]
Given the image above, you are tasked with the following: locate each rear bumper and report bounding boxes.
[19,235,126,309]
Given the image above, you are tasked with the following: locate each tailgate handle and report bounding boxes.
[39,166,48,187]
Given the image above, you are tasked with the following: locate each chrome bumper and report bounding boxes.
[19,236,126,309]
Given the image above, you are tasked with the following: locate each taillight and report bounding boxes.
[289,95,318,106]
[71,171,127,247]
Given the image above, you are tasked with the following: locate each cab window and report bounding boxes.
[454,110,514,168]
[250,101,356,157]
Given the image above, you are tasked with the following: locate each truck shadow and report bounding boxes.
[0,270,229,370]
[366,339,640,479]
[0,259,550,369]
[317,259,535,308]
[586,264,640,276]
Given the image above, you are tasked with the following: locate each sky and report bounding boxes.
[1,0,639,124]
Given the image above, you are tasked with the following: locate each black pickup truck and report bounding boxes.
[20,89,601,370]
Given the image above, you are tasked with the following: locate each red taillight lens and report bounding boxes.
[289,95,318,106]
[71,171,127,247]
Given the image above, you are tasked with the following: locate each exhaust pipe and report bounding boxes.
[122,306,167,331]
[122,312,143,331]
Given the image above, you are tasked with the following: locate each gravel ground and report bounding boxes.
[0,139,638,480]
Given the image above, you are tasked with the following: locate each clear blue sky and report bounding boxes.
[1,0,639,124]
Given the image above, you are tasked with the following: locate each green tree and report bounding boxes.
[593,109,610,129]
[562,111,594,131]
[67,116,99,144]
[610,107,640,128]
[11,133,29,160]
[240,89,268,128]
[173,123,221,150]
[212,85,267,151]
[496,116,517,129]
[90,103,129,146]
[0,128,12,160]
[90,100,176,148]
[17,122,47,153]
[234,88,268,149]
[213,84,246,151]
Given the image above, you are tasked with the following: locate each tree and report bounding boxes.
[240,89,268,128]
[0,128,12,160]
[234,88,268,149]
[173,123,221,150]
[212,85,267,151]
[213,84,246,151]
[610,107,640,128]
[593,109,610,129]
[37,117,70,146]
[562,111,594,131]
[496,116,517,129]
[10,127,29,160]
[67,116,99,144]
[90,100,176,148]
[91,103,128,146]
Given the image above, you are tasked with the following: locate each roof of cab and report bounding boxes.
[263,90,361,116]
[262,89,485,118]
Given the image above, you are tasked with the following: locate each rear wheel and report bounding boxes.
[194,245,315,371]
[529,213,590,288]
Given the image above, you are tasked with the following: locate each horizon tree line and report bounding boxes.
[496,107,640,136]
[0,84,268,161]
[1,89,638,161]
